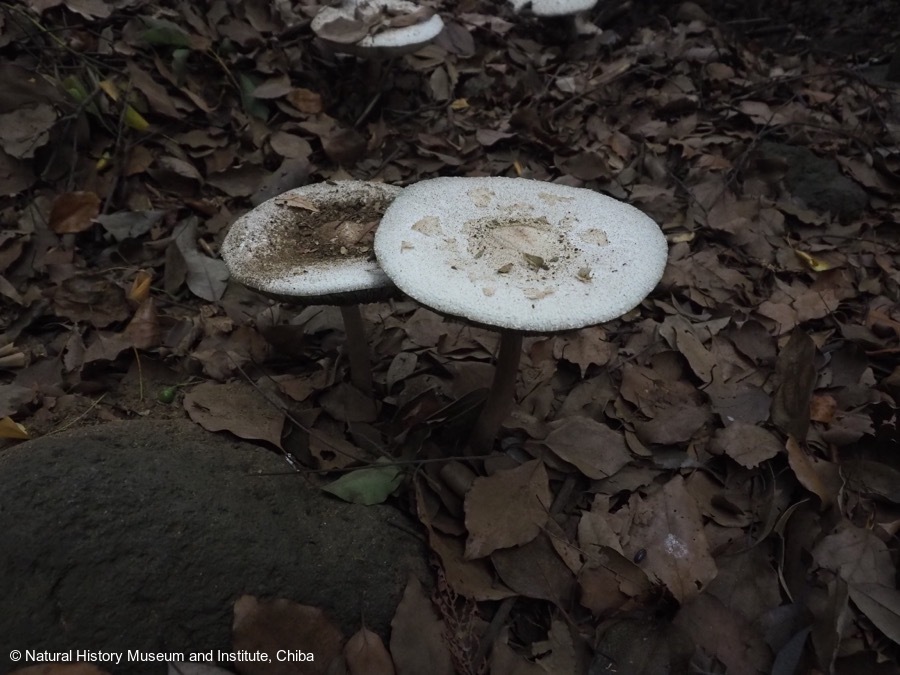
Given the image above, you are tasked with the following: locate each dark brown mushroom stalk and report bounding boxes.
[374,177,668,454]
[221,180,403,397]
[338,304,376,394]
[468,331,524,454]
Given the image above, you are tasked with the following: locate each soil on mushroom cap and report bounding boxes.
[252,193,395,279]
[464,215,584,284]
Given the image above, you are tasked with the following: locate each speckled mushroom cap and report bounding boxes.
[509,0,598,16]
[311,0,444,57]
[374,177,668,332]
[222,181,403,305]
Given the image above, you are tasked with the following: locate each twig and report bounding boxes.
[49,394,107,435]
[471,596,516,668]
[132,347,144,402]
[227,353,500,474]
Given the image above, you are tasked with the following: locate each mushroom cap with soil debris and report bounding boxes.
[373,176,668,333]
[221,180,403,305]
[311,0,445,57]
[508,0,598,17]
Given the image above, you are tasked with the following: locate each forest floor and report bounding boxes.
[1,0,899,673]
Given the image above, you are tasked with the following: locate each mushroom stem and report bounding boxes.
[339,304,374,396]
[469,331,523,454]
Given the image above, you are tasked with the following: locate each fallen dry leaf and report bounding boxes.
[531,618,580,673]
[710,421,781,468]
[770,329,816,440]
[183,381,285,449]
[847,583,900,646]
[619,476,717,602]
[167,664,236,675]
[673,594,772,675]
[489,628,545,674]
[344,626,395,675]
[49,191,100,233]
[171,218,229,302]
[123,297,161,349]
[10,666,110,675]
[389,575,455,675]
[784,435,835,508]
[0,102,57,158]
[464,459,551,559]
[542,417,631,479]
[491,532,575,604]
[0,415,29,439]
[579,546,653,616]
[811,522,895,587]
[232,595,343,675]
[594,618,694,674]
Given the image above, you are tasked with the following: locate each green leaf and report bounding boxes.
[62,75,101,116]
[322,464,404,506]
[140,18,192,48]
[238,73,270,121]
[172,49,190,86]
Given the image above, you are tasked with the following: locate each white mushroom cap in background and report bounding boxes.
[374,177,668,332]
[222,181,403,305]
[311,0,444,57]
[508,0,598,17]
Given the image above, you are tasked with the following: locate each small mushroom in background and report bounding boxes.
[508,0,602,38]
[374,176,668,454]
[221,180,403,397]
[311,0,444,123]
[311,0,444,58]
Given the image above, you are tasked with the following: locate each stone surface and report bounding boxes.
[0,420,428,674]
[760,142,868,221]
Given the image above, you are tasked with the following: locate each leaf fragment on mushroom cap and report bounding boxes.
[538,191,575,205]
[314,16,372,44]
[276,194,320,212]
[524,253,548,270]
[468,187,495,206]
[385,6,435,27]
[581,228,609,246]
[524,287,554,300]
[411,215,442,236]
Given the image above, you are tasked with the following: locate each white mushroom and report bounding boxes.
[374,177,667,453]
[509,0,598,16]
[311,0,444,58]
[508,0,601,37]
[222,180,403,396]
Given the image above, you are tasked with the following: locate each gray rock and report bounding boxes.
[760,142,868,221]
[0,420,427,674]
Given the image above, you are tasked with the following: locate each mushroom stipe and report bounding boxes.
[222,180,403,397]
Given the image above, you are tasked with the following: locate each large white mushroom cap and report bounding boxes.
[508,0,598,17]
[312,0,444,56]
[222,181,403,305]
[374,177,668,332]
